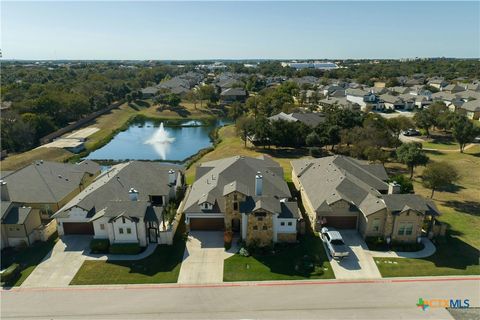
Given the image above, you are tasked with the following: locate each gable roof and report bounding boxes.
[382,194,439,216]
[460,100,480,112]
[184,156,291,214]
[291,156,389,216]
[220,87,246,96]
[268,112,325,127]
[2,206,34,225]
[1,160,100,204]
[53,161,182,219]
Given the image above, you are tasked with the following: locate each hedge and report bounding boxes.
[109,243,142,255]
[90,239,110,254]
[0,263,20,283]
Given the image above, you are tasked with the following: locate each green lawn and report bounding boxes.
[381,145,480,277]
[70,231,186,285]
[1,235,58,287]
[223,234,334,281]
[421,141,461,151]
[375,236,480,277]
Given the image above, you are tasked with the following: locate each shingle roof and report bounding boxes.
[268,112,325,127]
[1,160,100,204]
[291,156,389,216]
[382,194,439,216]
[3,206,33,225]
[53,161,182,219]
[460,100,480,112]
[220,88,246,96]
[184,156,292,215]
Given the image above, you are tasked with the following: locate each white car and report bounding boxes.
[321,227,349,259]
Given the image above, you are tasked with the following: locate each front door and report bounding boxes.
[148,228,158,243]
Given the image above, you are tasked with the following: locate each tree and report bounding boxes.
[422,162,459,198]
[199,85,218,104]
[396,142,429,179]
[235,116,255,148]
[386,116,414,146]
[413,109,434,137]
[451,115,480,152]
[185,90,199,109]
[254,116,272,148]
[365,147,389,164]
[228,102,245,120]
[388,175,413,194]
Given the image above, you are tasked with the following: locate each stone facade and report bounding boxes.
[277,232,297,243]
[224,191,245,232]
[245,210,274,247]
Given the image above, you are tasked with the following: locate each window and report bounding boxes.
[398,223,414,236]
[253,226,258,230]
[262,226,268,230]
[9,227,14,231]
[204,203,209,209]
[372,219,380,232]
[119,228,124,234]
[280,222,285,226]
[127,228,132,234]
[287,222,293,226]
[233,202,238,211]
[233,194,237,201]
[257,217,263,221]
[122,217,126,224]
[16,228,20,231]
[100,224,105,230]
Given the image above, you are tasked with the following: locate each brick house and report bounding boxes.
[291,156,439,243]
[182,156,300,246]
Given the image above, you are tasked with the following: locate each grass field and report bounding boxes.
[185,125,309,184]
[380,145,480,277]
[1,235,58,287]
[223,234,334,281]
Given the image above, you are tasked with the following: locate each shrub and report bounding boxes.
[0,263,20,284]
[309,147,325,158]
[109,242,142,255]
[388,175,414,193]
[90,239,110,254]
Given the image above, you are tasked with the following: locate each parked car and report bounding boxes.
[474,136,480,143]
[321,227,349,259]
[402,129,420,136]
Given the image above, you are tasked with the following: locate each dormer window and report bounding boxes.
[233,194,237,201]
[204,203,209,209]
[233,202,238,211]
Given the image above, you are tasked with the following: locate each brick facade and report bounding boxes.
[245,211,274,247]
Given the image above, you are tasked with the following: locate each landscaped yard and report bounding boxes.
[223,234,334,281]
[70,230,186,285]
[1,235,58,287]
[381,145,480,277]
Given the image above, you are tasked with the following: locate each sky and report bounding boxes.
[1,1,479,60]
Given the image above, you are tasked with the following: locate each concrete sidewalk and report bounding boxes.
[85,243,157,261]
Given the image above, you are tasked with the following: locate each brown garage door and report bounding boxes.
[63,222,94,235]
[190,218,224,231]
[325,216,357,229]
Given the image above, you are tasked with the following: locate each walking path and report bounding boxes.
[85,243,157,261]
[368,237,436,259]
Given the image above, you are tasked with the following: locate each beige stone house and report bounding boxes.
[1,160,100,248]
[182,156,300,246]
[291,156,439,243]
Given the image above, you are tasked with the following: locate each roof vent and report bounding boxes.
[58,175,62,178]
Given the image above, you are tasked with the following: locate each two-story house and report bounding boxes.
[182,156,300,246]
[53,161,183,246]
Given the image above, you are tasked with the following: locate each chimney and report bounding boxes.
[255,171,263,196]
[1,180,9,201]
[128,188,139,201]
[168,169,176,185]
[388,182,401,194]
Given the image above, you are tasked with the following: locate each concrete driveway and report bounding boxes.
[21,235,91,288]
[178,231,236,284]
[324,230,381,280]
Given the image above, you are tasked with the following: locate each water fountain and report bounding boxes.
[144,122,175,160]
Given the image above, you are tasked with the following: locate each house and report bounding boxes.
[380,94,408,110]
[389,86,410,95]
[291,156,439,243]
[442,84,466,94]
[52,161,184,246]
[346,88,382,111]
[323,85,346,97]
[428,78,448,89]
[459,100,480,120]
[318,96,360,111]
[141,87,160,99]
[220,88,247,103]
[1,160,100,248]
[182,156,300,246]
[268,112,325,128]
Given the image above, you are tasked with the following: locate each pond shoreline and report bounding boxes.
[78,115,227,167]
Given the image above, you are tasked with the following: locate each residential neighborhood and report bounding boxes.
[1,1,479,319]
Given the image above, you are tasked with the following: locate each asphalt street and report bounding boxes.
[1,276,479,319]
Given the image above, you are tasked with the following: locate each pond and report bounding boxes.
[86,119,227,162]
